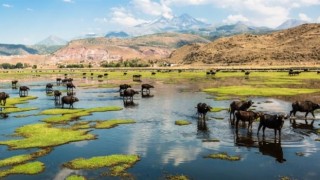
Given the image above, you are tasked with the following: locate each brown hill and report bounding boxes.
[52,33,210,64]
[166,23,320,66]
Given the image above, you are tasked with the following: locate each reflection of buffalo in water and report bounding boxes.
[197,119,210,138]
[196,103,211,120]
[61,96,79,109]
[0,92,9,106]
[229,100,253,124]
[258,114,287,139]
[19,86,30,97]
[290,101,320,124]
[235,131,256,148]
[258,137,286,163]
[235,110,260,133]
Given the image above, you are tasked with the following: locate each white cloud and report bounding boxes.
[2,4,13,8]
[299,13,312,22]
[223,14,249,24]
[110,7,148,27]
[132,0,173,18]
[63,0,74,3]
[26,8,33,11]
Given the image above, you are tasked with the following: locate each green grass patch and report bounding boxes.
[42,111,92,124]
[66,175,86,180]
[175,120,192,126]
[0,161,45,178]
[71,121,92,130]
[210,107,228,112]
[39,109,83,115]
[95,119,136,129]
[0,123,96,149]
[0,148,52,167]
[166,175,190,180]
[63,154,140,176]
[205,152,241,161]
[2,107,38,114]
[204,86,320,97]
[86,106,123,113]
[5,96,38,106]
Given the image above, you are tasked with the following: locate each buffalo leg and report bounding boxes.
[257,123,262,135]
[262,127,266,136]
[311,111,315,118]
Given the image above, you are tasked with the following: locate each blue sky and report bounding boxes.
[1,0,320,44]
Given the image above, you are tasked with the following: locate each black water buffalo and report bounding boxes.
[46,83,53,93]
[19,86,30,97]
[97,75,103,78]
[290,100,320,119]
[0,92,9,106]
[229,100,254,124]
[61,96,79,109]
[133,74,142,81]
[123,88,139,104]
[257,114,287,138]
[141,84,154,96]
[54,90,62,104]
[196,103,212,120]
[235,110,260,133]
[104,73,108,76]
[119,84,131,91]
[66,82,76,92]
[12,80,18,88]
[56,78,62,85]
[245,71,250,76]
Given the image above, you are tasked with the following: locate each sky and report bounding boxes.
[1,0,320,44]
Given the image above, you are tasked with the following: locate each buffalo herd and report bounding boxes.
[196,99,320,139]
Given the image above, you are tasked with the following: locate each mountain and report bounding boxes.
[276,19,308,30]
[36,35,67,46]
[52,32,210,63]
[165,24,320,66]
[0,44,39,56]
[105,31,129,38]
[130,14,209,36]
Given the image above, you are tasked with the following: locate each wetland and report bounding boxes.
[0,69,320,179]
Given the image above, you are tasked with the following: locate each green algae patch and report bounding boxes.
[0,161,45,178]
[39,109,83,115]
[86,106,123,113]
[205,152,241,161]
[95,119,136,129]
[6,96,38,106]
[0,123,96,150]
[64,154,140,176]
[66,175,86,180]
[0,148,52,167]
[42,111,92,124]
[315,138,320,141]
[204,86,320,97]
[2,107,38,114]
[166,175,190,180]
[175,120,192,126]
[71,121,92,130]
[210,107,228,112]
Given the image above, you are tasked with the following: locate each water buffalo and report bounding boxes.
[151,72,156,75]
[61,96,79,109]
[0,92,9,106]
[229,100,254,124]
[235,110,260,133]
[54,90,62,104]
[97,75,103,78]
[119,84,131,96]
[56,78,62,86]
[290,101,320,121]
[46,83,53,94]
[19,86,30,97]
[245,71,250,76]
[133,74,142,82]
[104,73,108,76]
[12,80,18,88]
[141,84,154,96]
[196,103,212,120]
[257,113,287,138]
[123,88,139,104]
[66,82,76,92]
